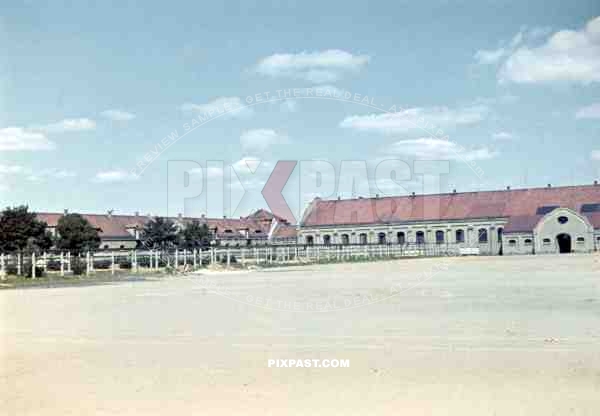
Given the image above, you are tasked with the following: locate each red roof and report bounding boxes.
[301,185,600,230]
[36,212,273,239]
[271,224,298,239]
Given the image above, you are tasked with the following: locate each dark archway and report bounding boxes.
[556,233,571,253]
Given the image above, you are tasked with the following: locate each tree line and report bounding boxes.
[0,206,211,254]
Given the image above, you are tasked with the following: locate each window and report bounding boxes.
[576,237,585,243]
[524,239,532,245]
[255,230,262,233]
[497,228,503,243]
[323,235,331,245]
[536,205,559,215]
[341,234,350,245]
[543,238,551,245]
[558,216,569,224]
[416,231,425,244]
[378,232,386,244]
[478,228,488,243]
[397,231,406,244]
[455,229,465,243]
[306,236,314,246]
[435,230,445,244]
[359,233,368,245]
[581,203,600,213]
[224,229,233,233]
[120,245,125,249]
[103,245,109,249]
[508,239,517,246]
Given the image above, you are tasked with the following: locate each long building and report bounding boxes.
[36,209,288,249]
[298,183,600,255]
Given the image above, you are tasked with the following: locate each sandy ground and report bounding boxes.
[1,254,600,415]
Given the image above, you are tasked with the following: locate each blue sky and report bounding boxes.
[1,0,599,221]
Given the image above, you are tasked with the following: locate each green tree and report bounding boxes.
[0,206,53,252]
[179,220,210,249]
[140,217,179,249]
[56,213,101,252]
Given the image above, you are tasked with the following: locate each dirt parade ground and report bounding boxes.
[2,254,600,415]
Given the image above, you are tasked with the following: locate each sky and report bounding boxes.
[1,0,599,221]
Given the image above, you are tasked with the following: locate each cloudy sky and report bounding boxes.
[1,0,599,220]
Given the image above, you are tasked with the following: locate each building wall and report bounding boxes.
[298,218,507,255]
[534,208,595,254]
[502,233,535,255]
[100,240,137,250]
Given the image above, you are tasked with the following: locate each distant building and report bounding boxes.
[298,183,600,255]
[36,209,295,250]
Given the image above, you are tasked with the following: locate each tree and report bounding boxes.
[140,217,179,249]
[0,206,53,252]
[55,213,101,252]
[179,220,210,249]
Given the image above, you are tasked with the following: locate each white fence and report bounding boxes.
[0,243,468,279]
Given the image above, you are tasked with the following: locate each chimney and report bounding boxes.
[178,213,183,219]
[594,180,598,186]
[223,215,226,219]
[107,209,113,218]
[506,186,511,190]
[375,194,379,198]
[547,183,552,188]
[134,211,139,217]
[337,196,341,200]
[201,214,206,219]
[63,209,68,215]
[411,192,416,197]
[452,189,456,193]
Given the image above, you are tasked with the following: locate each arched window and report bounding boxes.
[416,231,425,244]
[524,238,532,245]
[543,238,551,245]
[478,228,488,243]
[455,229,464,243]
[323,235,331,245]
[397,231,406,244]
[341,234,350,245]
[508,239,517,246]
[359,233,368,245]
[435,230,445,244]
[306,236,314,246]
[557,216,569,224]
[497,227,503,243]
[378,232,387,244]
[576,237,585,243]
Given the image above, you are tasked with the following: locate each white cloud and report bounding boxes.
[100,109,136,121]
[592,150,600,161]
[388,138,498,161]
[0,127,55,151]
[499,16,600,83]
[575,103,600,119]
[240,129,288,153]
[0,164,75,181]
[475,47,508,65]
[255,50,369,83]
[492,131,515,140]
[189,166,224,178]
[181,96,252,119]
[40,118,96,133]
[340,105,488,133]
[93,170,138,183]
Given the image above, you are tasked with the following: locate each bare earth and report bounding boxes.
[2,254,600,415]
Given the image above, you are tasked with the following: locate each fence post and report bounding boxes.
[67,252,71,273]
[226,248,230,267]
[133,250,138,273]
[0,254,5,280]
[86,251,90,276]
[42,252,47,272]
[111,252,115,275]
[175,249,178,269]
[31,252,36,279]
[155,250,160,270]
[193,249,197,269]
[183,249,187,267]
[60,253,64,276]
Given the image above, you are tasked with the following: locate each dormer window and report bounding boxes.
[224,229,233,233]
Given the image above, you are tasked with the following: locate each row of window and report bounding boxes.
[507,237,589,247]
[308,228,502,245]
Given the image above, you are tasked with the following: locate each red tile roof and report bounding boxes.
[36,210,274,239]
[271,224,298,239]
[301,185,600,230]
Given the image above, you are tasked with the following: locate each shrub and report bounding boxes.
[71,258,86,275]
[119,260,132,269]
[94,260,112,270]
[24,264,45,278]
